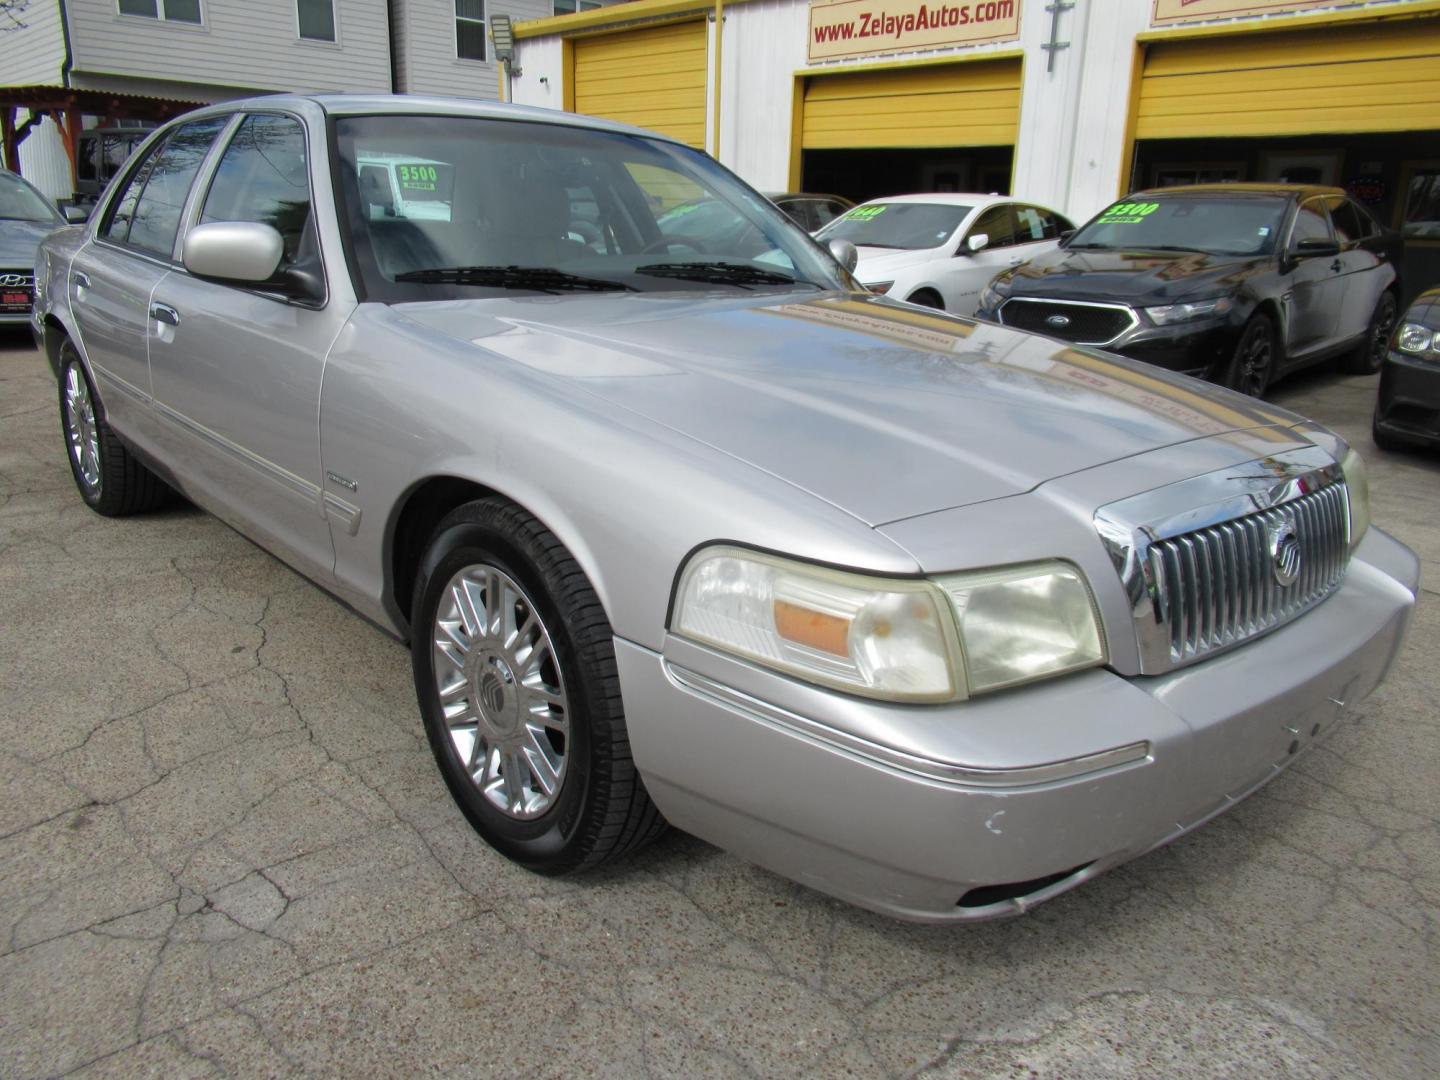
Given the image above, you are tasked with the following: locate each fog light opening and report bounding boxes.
[956,863,1092,909]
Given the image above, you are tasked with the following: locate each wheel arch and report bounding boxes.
[383,472,616,645]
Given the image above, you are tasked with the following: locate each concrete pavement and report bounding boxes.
[2,329,1437,1078]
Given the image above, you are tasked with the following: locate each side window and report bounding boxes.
[1327,198,1374,244]
[124,117,227,257]
[1015,205,1055,242]
[201,114,312,265]
[968,204,1018,250]
[1290,200,1333,247]
[787,200,821,232]
[101,141,164,245]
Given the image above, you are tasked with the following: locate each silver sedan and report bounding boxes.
[31,95,1419,922]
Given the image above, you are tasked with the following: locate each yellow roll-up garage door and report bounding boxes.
[572,21,708,149]
[1137,17,1440,139]
[800,58,1022,150]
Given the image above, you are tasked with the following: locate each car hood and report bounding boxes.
[0,220,59,269]
[853,245,943,282]
[1003,246,1266,305]
[393,290,1301,526]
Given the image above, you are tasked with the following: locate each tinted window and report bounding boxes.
[1327,197,1374,244]
[123,117,227,256]
[813,200,849,229]
[1290,200,1333,246]
[201,114,312,264]
[102,139,165,244]
[969,204,1019,250]
[1401,168,1440,239]
[1015,204,1069,242]
[819,203,973,250]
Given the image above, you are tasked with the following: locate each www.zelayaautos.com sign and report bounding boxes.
[808,0,1021,62]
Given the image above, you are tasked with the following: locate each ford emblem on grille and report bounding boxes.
[1268,516,1302,587]
[1045,314,1071,329]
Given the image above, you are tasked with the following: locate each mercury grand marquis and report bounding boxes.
[31,96,1419,921]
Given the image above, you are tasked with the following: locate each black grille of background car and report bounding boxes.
[1149,483,1349,664]
[999,299,1134,344]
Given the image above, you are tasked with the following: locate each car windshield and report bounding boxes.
[0,172,60,224]
[1067,196,1287,256]
[816,203,972,250]
[334,115,845,301]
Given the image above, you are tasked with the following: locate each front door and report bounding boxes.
[147,113,347,579]
[1280,197,1343,360]
[947,203,1027,314]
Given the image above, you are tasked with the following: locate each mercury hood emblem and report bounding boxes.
[1268,516,1302,587]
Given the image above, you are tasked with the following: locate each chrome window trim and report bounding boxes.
[1094,444,1348,674]
[997,297,1139,346]
[665,663,1151,789]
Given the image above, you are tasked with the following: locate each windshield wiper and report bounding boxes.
[634,262,802,288]
[393,265,634,292]
[1137,245,1209,254]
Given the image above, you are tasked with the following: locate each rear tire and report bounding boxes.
[1222,314,1278,397]
[1340,291,1397,375]
[58,341,170,516]
[410,497,666,875]
[906,289,944,310]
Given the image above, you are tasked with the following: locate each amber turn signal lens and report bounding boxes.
[774,601,851,657]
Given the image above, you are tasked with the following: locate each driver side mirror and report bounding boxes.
[965,233,989,253]
[62,204,90,224]
[827,237,859,274]
[183,221,284,283]
[1059,228,1076,243]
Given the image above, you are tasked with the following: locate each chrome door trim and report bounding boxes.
[665,664,1151,789]
[1094,443,1347,674]
[90,362,152,406]
[153,399,322,511]
[322,491,362,536]
[997,297,1140,346]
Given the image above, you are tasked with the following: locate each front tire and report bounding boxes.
[1340,291,1397,375]
[906,288,944,309]
[410,498,665,875]
[58,342,170,516]
[1222,314,1278,397]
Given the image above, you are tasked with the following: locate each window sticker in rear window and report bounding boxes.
[1098,202,1160,224]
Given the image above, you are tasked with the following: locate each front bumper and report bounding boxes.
[617,528,1418,922]
[1375,349,1440,448]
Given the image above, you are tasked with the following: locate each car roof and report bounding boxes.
[1132,182,1342,199]
[765,192,852,202]
[854,192,1003,208]
[173,92,692,147]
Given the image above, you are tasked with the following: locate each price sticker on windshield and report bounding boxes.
[395,163,454,202]
[1098,202,1160,224]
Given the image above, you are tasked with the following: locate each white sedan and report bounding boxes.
[816,193,1073,314]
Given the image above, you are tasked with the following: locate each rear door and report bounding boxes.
[68,117,227,440]
[146,111,346,580]
[1324,195,1387,342]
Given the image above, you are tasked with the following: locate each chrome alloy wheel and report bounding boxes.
[63,363,101,494]
[431,564,569,820]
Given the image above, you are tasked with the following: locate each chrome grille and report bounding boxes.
[1149,482,1349,664]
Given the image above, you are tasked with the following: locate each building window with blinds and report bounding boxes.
[297,0,336,42]
[117,0,203,23]
[456,0,487,61]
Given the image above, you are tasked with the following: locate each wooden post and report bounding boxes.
[0,106,15,173]
[51,105,81,192]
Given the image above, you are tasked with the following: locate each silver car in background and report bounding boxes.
[31,96,1419,922]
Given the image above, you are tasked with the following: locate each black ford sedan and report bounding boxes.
[1374,286,1440,452]
[976,184,1401,396]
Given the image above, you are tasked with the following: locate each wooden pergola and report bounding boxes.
[1,86,202,188]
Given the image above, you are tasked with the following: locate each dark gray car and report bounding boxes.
[1,168,66,326]
[30,96,1419,922]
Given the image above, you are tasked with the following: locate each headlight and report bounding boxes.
[673,547,957,701]
[1395,321,1440,355]
[978,279,1010,311]
[1144,297,1234,325]
[671,548,1106,702]
[1340,447,1370,550]
[936,562,1105,694]
[866,281,893,295]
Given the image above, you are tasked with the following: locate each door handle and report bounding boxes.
[1329,259,1343,272]
[72,271,90,290]
[150,302,181,327]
